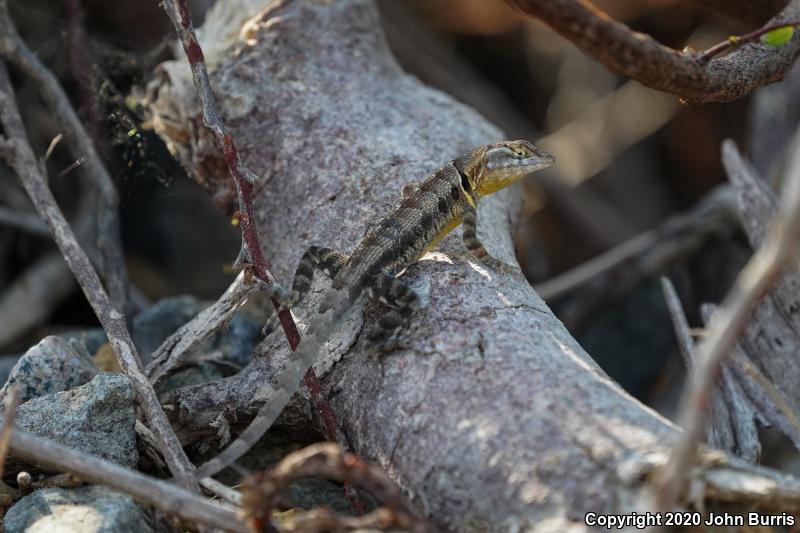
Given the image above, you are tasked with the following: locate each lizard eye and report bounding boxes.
[511,145,533,158]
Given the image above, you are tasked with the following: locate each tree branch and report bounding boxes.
[159,0,346,485]
[4,427,245,532]
[145,271,256,386]
[0,62,197,491]
[652,138,800,510]
[241,443,432,532]
[0,0,130,312]
[505,0,800,104]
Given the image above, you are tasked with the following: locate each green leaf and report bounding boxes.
[761,26,795,47]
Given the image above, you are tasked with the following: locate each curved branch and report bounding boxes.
[506,0,800,104]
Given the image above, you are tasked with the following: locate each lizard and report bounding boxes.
[193,140,554,480]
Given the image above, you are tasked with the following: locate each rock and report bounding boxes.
[135,296,261,379]
[133,296,261,369]
[132,296,204,364]
[0,336,97,404]
[4,485,157,533]
[14,373,138,468]
[59,329,109,359]
[283,478,367,515]
[212,311,262,370]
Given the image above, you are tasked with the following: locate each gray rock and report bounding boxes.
[4,485,156,533]
[135,296,261,373]
[133,296,204,364]
[14,373,138,468]
[212,312,261,369]
[60,328,109,358]
[0,336,98,404]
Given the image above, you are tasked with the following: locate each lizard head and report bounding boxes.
[467,140,554,197]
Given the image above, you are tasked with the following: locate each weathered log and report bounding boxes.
[146,0,800,529]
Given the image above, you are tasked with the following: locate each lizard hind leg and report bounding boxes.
[262,246,348,335]
[364,272,421,355]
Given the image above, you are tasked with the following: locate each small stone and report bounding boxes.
[16,472,31,490]
[0,336,97,404]
[13,373,138,468]
[4,485,157,533]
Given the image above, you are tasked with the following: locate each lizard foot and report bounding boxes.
[482,257,524,278]
[364,329,407,358]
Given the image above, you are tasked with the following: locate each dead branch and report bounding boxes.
[146,271,257,385]
[700,303,800,449]
[653,138,800,511]
[241,443,433,533]
[159,0,346,487]
[0,63,197,490]
[504,0,800,104]
[201,476,243,507]
[269,507,396,533]
[0,0,129,312]
[662,279,758,460]
[536,186,737,328]
[159,0,285,288]
[4,427,246,533]
[696,20,800,63]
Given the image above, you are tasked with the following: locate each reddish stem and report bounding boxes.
[162,2,359,512]
[696,20,800,63]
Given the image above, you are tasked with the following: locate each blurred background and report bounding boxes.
[0,0,790,447]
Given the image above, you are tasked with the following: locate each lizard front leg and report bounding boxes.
[364,272,421,354]
[462,205,518,273]
[263,246,348,334]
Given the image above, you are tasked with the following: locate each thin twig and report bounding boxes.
[160,0,347,486]
[241,443,434,533]
[505,0,800,104]
[146,271,257,385]
[200,477,243,507]
[652,139,800,511]
[4,427,246,532]
[0,62,197,490]
[0,387,20,480]
[273,507,395,532]
[536,186,737,330]
[159,0,281,287]
[0,0,130,312]
[660,277,696,372]
[730,350,800,441]
[696,20,800,63]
